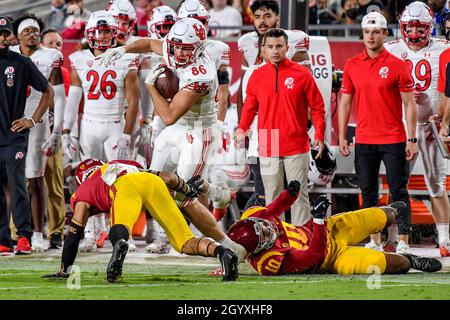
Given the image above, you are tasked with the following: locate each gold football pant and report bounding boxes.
[109,172,194,252]
[44,148,66,237]
[320,208,388,275]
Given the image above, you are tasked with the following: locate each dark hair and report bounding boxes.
[41,28,62,40]
[250,0,279,16]
[263,28,288,44]
[12,13,46,36]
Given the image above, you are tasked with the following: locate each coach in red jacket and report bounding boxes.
[236,28,326,226]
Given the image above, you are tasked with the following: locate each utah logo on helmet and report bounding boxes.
[165,17,207,68]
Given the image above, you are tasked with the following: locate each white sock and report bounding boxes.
[220,235,247,264]
[387,224,398,243]
[84,216,95,240]
[94,214,107,232]
[436,223,450,245]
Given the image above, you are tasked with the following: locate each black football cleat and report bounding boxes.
[106,239,129,283]
[388,201,407,218]
[218,248,238,281]
[49,233,62,249]
[402,253,442,273]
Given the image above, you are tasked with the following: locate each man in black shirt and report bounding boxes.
[0,16,54,255]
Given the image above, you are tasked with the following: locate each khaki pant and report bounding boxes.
[44,148,66,237]
[260,153,310,226]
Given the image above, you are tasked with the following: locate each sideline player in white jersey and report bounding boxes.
[384,1,450,256]
[236,0,310,212]
[107,0,153,167]
[106,0,154,251]
[97,18,247,262]
[62,10,140,252]
[11,14,65,252]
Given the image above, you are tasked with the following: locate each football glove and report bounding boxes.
[311,195,331,219]
[286,180,300,196]
[62,133,77,160]
[184,175,205,198]
[97,46,126,66]
[42,132,61,157]
[114,133,131,160]
[145,63,166,86]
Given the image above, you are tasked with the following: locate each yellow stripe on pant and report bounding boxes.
[109,172,194,252]
[320,207,388,275]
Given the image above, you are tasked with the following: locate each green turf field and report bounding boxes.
[1,252,450,300]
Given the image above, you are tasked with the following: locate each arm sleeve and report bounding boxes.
[280,222,328,274]
[398,61,415,93]
[63,86,83,131]
[305,73,326,142]
[26,57,49,92]
[238,72,259,132]
[339,62,355,94]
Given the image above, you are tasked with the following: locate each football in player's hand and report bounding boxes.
[155,67,179,100]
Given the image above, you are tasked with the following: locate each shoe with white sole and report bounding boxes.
[439,241,450,257]
[78,238,97,252]
[365,239,384,252]
[127,238,137,252]
[396,240,410,254]
[145,235,171,254]
[31,232,46,252]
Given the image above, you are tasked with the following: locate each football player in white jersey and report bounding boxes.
[107,0,154,167]
[146,5,177,160]
[11,14,65,252]
[97,18,248,262]
[236,0,310,211]
[62,10,140,252]
[384,1,450,256]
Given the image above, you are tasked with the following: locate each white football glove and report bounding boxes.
[62,133,77,160]
[97,46,126,67]
[114,133,131,160]
[42,132,61,157]
[145,63,166,86]
[138,121,152,148]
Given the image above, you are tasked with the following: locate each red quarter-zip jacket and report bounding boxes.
[239,58,325,157]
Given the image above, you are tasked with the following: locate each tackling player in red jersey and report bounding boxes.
[228,181,442,276]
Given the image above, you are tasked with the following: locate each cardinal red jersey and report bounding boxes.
[70,160,143,213]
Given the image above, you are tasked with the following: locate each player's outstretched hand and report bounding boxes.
[96,46,126,66]
[311,195,331,220]
[42,271,69,279]
[286,180,300,196]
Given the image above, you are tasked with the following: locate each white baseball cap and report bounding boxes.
[361,11,387,29]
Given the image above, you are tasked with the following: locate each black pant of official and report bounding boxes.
[244,157,266,211]
[0,140,33,248]
[355,142,411,235]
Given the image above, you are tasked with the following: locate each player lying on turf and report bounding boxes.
[227,181,442,276]
[43,159,238,282]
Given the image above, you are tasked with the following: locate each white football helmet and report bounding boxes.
[399,1,434,46]
[85,10,119,50]
[148,5,177,39]
[177,0,210,32]
[308,143,337,186]
[165,17,207,68]
[105,0,136,40]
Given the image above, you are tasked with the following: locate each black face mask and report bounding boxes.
[446,29,450,41]
[346,8,360,20]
